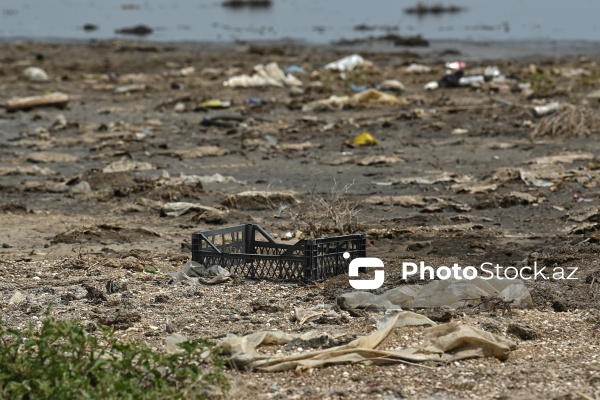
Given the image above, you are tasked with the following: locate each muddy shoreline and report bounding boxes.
[1,40,599,399]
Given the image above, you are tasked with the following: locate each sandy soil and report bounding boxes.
[1,41,600,399]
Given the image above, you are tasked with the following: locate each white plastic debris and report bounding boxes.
[24,67,50,82]
[102,159,154,173]
[424,81,439,91]
[379,79,405,92]
[324,54,366,72]
[339,276,533,310]
[404,63,432,74]
[171,260,232,284]
[224,62,302,88]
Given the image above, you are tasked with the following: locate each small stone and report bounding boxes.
[24,66,50,82]
[69,181,92,195]
[9,290,26,305]
[174,102,186,113]
[452,128,469,135]
[507,322,539,340]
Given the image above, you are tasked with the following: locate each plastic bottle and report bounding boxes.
[458,75,485,87]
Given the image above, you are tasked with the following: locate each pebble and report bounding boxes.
[24,66,50,82]
[173,102,186,113]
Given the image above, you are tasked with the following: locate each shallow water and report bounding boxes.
[0,0,599,44]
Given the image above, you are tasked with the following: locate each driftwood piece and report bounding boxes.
[4,92,69,111]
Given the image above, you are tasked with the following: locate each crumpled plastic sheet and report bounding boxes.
[223,62,302,88]
[324,54,367,71]
[218,311,516,371]
[338,277,533,310]
[171,260,231,285]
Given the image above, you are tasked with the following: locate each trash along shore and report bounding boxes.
[1,41,599,399]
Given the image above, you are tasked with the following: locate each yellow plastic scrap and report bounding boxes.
[199,99,231,108]
[353,89,401,106]
[349,131,377,146]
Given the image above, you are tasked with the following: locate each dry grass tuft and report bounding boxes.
[531,105,600,139]
[291,181,360,238]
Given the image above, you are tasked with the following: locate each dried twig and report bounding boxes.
[291,181,360,237]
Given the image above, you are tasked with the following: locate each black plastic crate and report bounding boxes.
[191,224,366,281]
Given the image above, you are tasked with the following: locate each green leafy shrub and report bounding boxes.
[0,315,228,399]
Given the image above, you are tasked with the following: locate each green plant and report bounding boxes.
[579,71,600,87]
[526,71,554,93]
[0,314,228,399]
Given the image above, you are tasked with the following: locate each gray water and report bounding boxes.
[1,0,599,44]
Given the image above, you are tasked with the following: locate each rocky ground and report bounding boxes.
[1,41,600,399]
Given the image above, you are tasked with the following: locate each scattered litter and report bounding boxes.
[567,222,598,235]
[173,146,229,159]
[339,277,533,309]
[364,195,471,212]
[171,260,232,285]
[293,307,326,325]
[451,128,469,135]
[303,89,404,112]
[383,172,472,185]
[404,63,432,74]
[27,151,78,163]
[219,311,517,371]
[348,131,377,146]
[0,165,56,176]
[160,202,228,218]
[498,191,541,207]
[531,105,600,138]
[102,160,154,173]
[567,206,599,223]
[528,152,594,165]
[23,66,50,82]
[519,170,555,187]
[4,92,69,111]
[8,290,26,305]
[379,79,405,92]
[285,65,306,75]
[198,99,231,109]
[357,155,405,166]
[532,102,560,117]
[224,62,302,88]
[324,54,367,71]
[158,172,246,186]
[277,141,320,152]
[113,84,146,94]
[452,182,498,194]
[224,191,298,210]
[349,83,368,92]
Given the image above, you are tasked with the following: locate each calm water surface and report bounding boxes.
[0,0,599,44]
